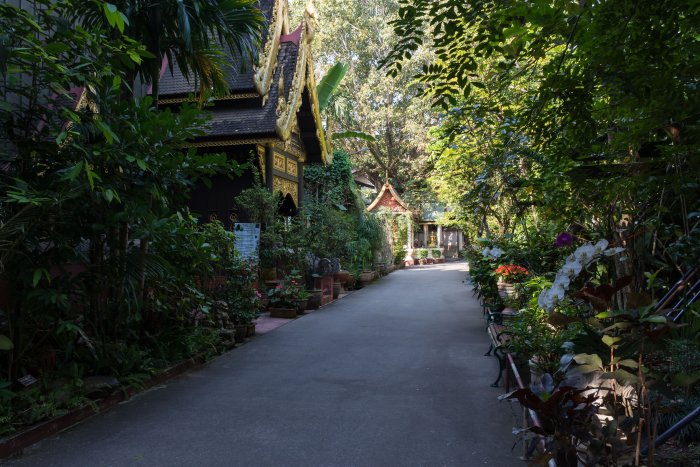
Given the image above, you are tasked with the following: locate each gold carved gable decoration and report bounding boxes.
[273,175,298,206]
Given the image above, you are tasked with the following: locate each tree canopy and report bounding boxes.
[309,0,437,197]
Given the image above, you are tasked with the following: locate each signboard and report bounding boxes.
[233,223,261,261]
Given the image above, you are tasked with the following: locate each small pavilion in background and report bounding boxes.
[367,182,464,265]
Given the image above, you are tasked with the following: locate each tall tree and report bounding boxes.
[385,0,700,280]
[308,0,436,196]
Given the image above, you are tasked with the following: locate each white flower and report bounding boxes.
[550,284,566,301]
[561,260,582,277]
[553,272,571,289]
[482,246,504,260]
[538,290,554,312]
[574,243,597,265]
[603,246,625,256]
[593,239,609,254]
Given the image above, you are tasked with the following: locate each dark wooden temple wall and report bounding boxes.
[188,144,262,227]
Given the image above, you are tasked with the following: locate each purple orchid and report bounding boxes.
[555,232,573,247]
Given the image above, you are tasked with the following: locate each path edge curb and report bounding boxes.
[0,355,207,460]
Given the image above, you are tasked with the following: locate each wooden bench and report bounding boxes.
[485,307,517,387]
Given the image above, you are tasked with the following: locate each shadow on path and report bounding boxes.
[5,262,523,467]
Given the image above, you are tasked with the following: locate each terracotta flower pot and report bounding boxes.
[334,270,350,284]
[306,290,322,309]
[359,271,374,285]
[234,324,247,342]
[332,282,342,299]
[246,324,256,337]
[345,276,357,290]
[268,307,297,319]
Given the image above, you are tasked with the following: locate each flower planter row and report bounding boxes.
[416,258,446,265]
[262,266,402,319]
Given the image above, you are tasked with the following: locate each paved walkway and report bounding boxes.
[4,262,522,466]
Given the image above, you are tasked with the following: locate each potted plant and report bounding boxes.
[306,289,323,309]
[296,288,310,313]
[432,249,443,263]
[334,269,350,284]
[416,248,428,265]
[332,281,342,299]
[494,264,529,298]
[222,259,262,341]
[503,306,579,385]
[267,270,305,319]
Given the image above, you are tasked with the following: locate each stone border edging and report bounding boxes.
[0,355,207,460]
[0,281,369,460]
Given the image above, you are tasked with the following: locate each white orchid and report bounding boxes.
[574,243,597,265]
[537,239,626,313]
[481,246,504,261]
[604,247,626,256]
[561,259,582,277]
[553,272,571,289]
[538,291,555,312]
[593,239,609,254]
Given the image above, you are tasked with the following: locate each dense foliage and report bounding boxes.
[310,0,436,197]
[0,0,263,434]
[303,149,386,274]
[381,0,700,463]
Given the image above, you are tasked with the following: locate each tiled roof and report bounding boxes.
[201,41,299,139]
[158,0,276,97]
[158,50,256,97]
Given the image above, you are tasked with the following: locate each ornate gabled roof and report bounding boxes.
[156,0,329,164]
[367,182,410,213]
[200,41,297,140]
[158,0,283,99]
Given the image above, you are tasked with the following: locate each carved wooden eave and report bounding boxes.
[274,3,330,164]
[367,182,410,213]
[254,0,290,100]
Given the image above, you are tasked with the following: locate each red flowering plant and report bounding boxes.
[267,270,305,308]
[493,264,529,283]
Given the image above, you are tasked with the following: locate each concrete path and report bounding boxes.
[4,262,522,467]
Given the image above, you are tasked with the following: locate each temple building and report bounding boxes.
[156,0,330,226]
[414,202,464,259]
[366,182,464,264]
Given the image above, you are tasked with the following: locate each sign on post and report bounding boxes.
[233,223,261,261]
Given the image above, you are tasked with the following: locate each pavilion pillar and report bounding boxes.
[423,224,429,247]
[404,218,414,265]
[437,225,443,248]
